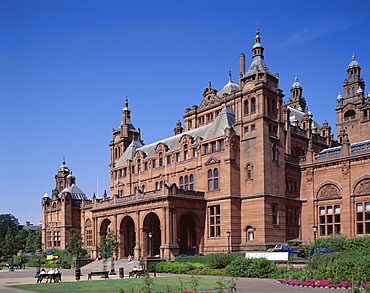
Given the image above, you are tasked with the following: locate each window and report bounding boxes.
[356,202,370,235]
[248,231,254,241]
[166,155,171,165]
[144,162,148,171]
[209,205,221,237]
[211,141,217,153]
[193,148,197,158]
[319,205,341,236]
[219,140,224,150]
[251,97,256,113]
[189,174,194,190]
[244,100,249,115]
[176,153,180,162]
[137,159,141,172]
[208,168,219,191]
[159,152,163,167]
[179,176,184,188]
[131,166,135,174]
[204,144,209,154]
[272,204,278,224]
[152,159,156,169]
[286,206,299,238]
[184,144,188,160]
[246,164,252,180]
[251,124,256,131]
[244,126,249,133]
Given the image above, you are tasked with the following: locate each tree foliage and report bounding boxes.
[96,231,120,259]
[0,214,19,256]
[66,229,85,256]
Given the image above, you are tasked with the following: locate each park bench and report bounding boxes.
[87,271,109,280]
[36,273,62,283]
[128,268,145,278]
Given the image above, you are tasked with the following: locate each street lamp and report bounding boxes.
[312,225,318,255]
[148,232,153,257]
[35,256,40,278]
[226,230,231,254]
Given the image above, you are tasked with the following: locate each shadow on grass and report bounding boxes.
[10,276,224,293]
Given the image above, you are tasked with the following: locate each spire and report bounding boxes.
[229,70,232,82]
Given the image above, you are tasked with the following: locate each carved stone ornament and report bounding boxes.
[354,179,370,194]
[319,184,340,198]
[306,168,313,183]
[342,162,349,176]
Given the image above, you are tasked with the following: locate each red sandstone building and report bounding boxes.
[42,29,370,260]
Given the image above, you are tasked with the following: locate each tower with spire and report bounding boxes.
[336,54,370,142]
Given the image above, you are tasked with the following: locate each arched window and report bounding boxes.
[251,98,256,113]
[244,100,249,115]
[155,182,160,190]
[137,159,141,172]
[179,176,184,189]
[190,174,194,190]
[352,87,356,95]
[208,168,219,191]
[246,164,252,180]
[347,88,350,96]
[142,185,146,192]
[272,144,278,161]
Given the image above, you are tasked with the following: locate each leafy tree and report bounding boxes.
[15,229,30,251]
[25,231,37,253]
[0,214,19,256]
[96,231,120,260]
[66,229,85,256]
[3,227,18,256]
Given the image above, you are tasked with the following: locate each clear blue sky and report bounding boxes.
[1,0,370,226]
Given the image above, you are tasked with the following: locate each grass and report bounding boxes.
[9,276,225,293]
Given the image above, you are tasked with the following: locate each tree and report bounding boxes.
[3,227,18,256]
[0,214,19,256]
[66,229,85,256]
[96,232,120,259]
[25,231,37,253]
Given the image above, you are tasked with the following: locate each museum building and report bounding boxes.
[42,29,370,260]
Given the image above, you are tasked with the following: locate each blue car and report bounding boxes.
[274,244,306,257]
[311,246,337,255]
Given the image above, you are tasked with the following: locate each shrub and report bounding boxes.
[316,234,347,251]
[156,261,206,274]
[204,252,244,269]
[343,236,370,252]
[225,257,277,278]
[175,254,207,264]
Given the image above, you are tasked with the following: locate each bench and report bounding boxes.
[87,271,109,280]
[128,269,145,278]
[37,273,62,283]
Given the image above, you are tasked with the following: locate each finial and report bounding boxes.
[228,70,232,82]
[352,52,356,60]
[256,20,259,35]
[295,75,298,82]
[208,81,212,89]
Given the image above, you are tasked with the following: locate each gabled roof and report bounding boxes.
[115,105,237,167]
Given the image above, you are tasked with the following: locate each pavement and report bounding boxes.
[0,267,346,293]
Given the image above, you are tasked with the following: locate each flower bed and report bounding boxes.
[277,279,370,289]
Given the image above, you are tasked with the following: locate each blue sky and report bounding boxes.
[1,0,370,226]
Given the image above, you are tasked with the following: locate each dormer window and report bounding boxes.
[159,152,163,167]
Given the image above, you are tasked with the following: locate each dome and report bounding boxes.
[67,174,75,179]
[337,93,343,100]
[348,54,360,69]
[357,87,363,93]
[252,42,263,49]
[218,81,240,97]
[367,92,370,98]
[59,160,70,172]
[291,76,302,89]
[43,192,49,198]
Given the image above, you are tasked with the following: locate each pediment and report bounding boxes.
[205,156,220,165]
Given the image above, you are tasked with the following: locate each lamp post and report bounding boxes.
[35,257,40,278]
[226,230,231,254]
[312,225,318,255]
[148,232,153,257]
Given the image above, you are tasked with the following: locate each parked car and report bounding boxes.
[273,244,306,257]
[310,246,337,255]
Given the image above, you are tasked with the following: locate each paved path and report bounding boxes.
[0,267,346,292]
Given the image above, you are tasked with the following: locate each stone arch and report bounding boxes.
[352,174,370,195]
[178,212,197,255]
[315,180,342,199]
[99,218,112,238]
[119,216,136,258]
[244,225,256,242]
[142,212,161,257]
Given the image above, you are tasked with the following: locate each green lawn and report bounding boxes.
[10,276,225,293]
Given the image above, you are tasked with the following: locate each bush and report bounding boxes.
[204,253,244,269]
[307,252,370,284]
[343,236,370,252]
[175,254,207,264]
[225,257,277,278]
[316,234,347,251]
[156,261,206,274]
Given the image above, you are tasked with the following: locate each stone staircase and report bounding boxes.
[80,258,140,277]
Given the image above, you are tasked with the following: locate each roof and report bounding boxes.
[59,184,88,200]
[348,54,360,69]
[288,106,321,130]
[218,80,240,97]
[115,105,237,167]
[244,55,273,78]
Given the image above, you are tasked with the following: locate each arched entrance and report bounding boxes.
[100,219,112,238]
[143,213,161,257]
[119,216,135,258]
[179,213,196,255]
